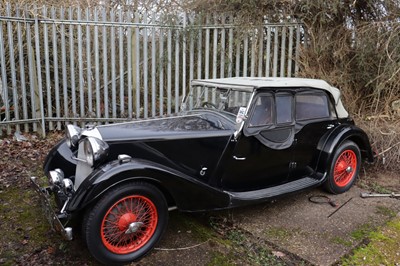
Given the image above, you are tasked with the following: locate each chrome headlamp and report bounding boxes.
[83,137,109,167]
[62,178,74,195]
[65,124,82,148]
[49,168,64,187]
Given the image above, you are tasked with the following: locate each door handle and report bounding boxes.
[233,156,246,161]
[327,124,335,129]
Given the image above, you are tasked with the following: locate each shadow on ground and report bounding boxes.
[137,186,400,266]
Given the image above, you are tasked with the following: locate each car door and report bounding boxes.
[290,91,338,179]
[220,91,296,192]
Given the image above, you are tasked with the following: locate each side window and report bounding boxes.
[296,93,329,120]
[276,95,293,124]
[249,96,273,127]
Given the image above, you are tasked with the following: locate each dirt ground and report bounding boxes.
[0,133,399,266]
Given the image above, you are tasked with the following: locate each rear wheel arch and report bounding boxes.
[315,125,372,174]
[346,135,374,162]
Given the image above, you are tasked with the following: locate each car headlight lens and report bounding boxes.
[83,137,109,167]
[66,124,82,148]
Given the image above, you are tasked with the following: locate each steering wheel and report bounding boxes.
[202,102,218,109]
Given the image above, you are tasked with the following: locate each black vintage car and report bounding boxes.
[31,77,374,265]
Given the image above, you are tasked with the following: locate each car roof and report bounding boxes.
[191,77,340,100]
[191,77,349,119]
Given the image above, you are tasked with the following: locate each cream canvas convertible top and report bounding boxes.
[191,77,349,118]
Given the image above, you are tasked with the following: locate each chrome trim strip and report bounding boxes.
[71,156,86,163]
[82,127,102,140]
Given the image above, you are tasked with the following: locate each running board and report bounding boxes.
[227,177,321,202]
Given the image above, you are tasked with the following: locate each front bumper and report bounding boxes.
[30,176,73,241]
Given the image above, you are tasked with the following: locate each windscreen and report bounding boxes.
[182,86,253,122]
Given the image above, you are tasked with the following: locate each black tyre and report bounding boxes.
[83,182,168,265]
[324,141,361,194]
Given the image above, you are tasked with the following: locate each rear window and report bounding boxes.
[296,94,329,120]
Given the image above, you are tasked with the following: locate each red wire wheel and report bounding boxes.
[100,195,158,254]
[84,182,168,265]
[333,149,357,187]
[324,141,361,194]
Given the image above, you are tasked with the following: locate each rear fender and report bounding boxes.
[316,124,374,175]
[67,159,230,213]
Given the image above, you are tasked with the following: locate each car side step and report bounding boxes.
[227,177,322,201]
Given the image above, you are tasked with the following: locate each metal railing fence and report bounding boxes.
[0,3,304,136]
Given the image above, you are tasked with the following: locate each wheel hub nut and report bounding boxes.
[346,166,353,173]
[125,222,144,234]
